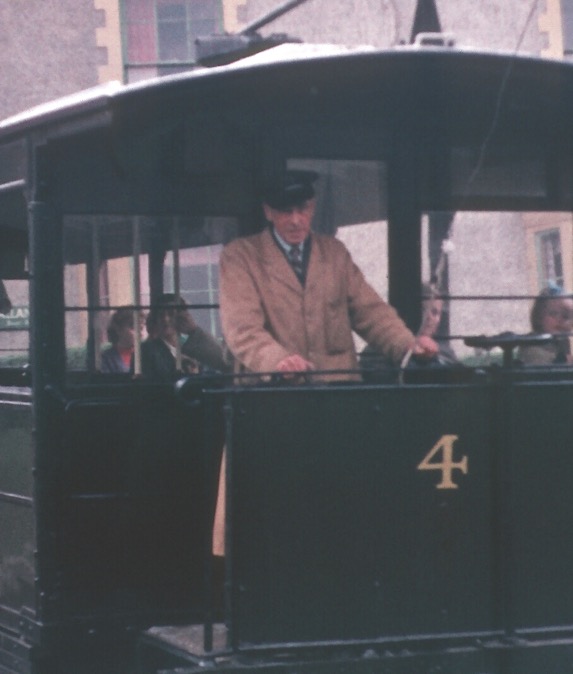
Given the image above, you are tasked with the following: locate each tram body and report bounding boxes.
[1,43,573,673]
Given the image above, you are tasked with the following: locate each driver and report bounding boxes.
[219,170,438,380]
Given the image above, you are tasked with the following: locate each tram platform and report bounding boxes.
[136,623,573,674]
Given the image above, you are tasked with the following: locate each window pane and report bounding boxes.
[158,3,188,61]
[188,0,222,52]
[0,280,29,369]
[64,216,151,376]
[158,3,185,21]
[536,229,564,289]
[123,0,157,64]
[423,211,573,367]
[63,214,236,380]
[164,244,223,338]
[288,158,388,234]
[123,0,223,79]
[268,163,571,371]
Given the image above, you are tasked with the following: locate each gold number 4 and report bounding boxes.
[417,434,468,489]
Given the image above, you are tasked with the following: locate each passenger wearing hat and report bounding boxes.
[218,170,438,379]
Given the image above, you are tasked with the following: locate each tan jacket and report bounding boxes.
[219,228,415,376]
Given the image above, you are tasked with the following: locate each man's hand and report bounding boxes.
[411,335,439,360]
[175,308,197,336]
[276,354,315,373]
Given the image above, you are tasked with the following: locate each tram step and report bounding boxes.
[144,633,573,674]
[137,623,228,674]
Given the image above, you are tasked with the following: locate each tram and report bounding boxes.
[2,37,573,674]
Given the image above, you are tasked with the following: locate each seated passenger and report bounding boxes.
[517,284,573,365]
[360,282,456,372]
[419,283,458,365]
[101,308,137,373]
[140,293,229,380]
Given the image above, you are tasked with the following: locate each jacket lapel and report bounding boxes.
[303,233,324,290]
[259,228,304,294]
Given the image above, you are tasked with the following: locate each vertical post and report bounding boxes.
[387,134,422,332]
[223,398,235,652]
[172,218,182,371]
[148,224,166,303]
[428,210,454,334]
[493,370,517,638]
[29,203,65,390]
[132,217,142,376]
[29,148,66,624]
[89,221,102,372]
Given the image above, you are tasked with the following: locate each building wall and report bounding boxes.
[0,0,562,133]
[0,1,557,114]
[540,0,565,58]
[95,0,123,83]
[0,0,102,120]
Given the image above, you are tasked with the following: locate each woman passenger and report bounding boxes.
[518,285,573,365]
[419,283,458,365]
[360,282,457,372]
[101,308,137,373]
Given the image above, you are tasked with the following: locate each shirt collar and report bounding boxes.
[272,227,307,254]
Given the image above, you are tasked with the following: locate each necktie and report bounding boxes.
[288,244,303,280]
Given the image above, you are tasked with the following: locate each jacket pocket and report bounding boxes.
[324,298,354,353]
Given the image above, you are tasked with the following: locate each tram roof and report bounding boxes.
[1,44,573,142]
[2,43,573,222]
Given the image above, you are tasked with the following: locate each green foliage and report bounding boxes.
[0,351,28,368]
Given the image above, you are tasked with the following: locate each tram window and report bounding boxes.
[63,214,236,377]
[262,173,573,368]
[535,228,564,289]
[164,244,223,340]
[63,216,148,374]
[450,148,547,199]
[123,0,222,80]
[288,159,388,234]
[157,4,188,62]
[425,211,573,366]
[0,279,29,370]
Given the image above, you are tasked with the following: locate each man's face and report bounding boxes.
[263,198,316,245]
[157,304,179,343]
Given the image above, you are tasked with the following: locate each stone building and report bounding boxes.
[0,0,104,119]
